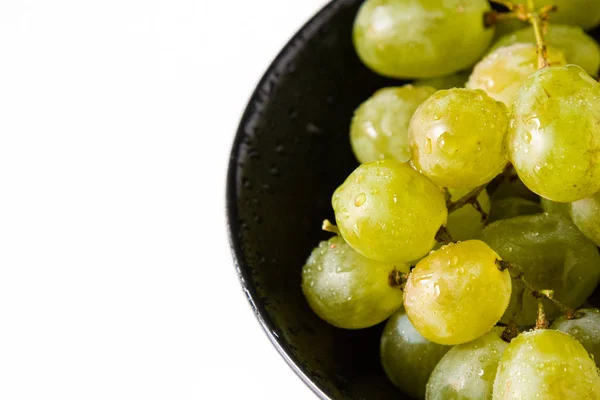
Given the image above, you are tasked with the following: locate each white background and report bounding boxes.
[0,0,328,398]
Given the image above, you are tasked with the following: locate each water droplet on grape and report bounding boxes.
[355,193,367,207]
[424,138,432,154]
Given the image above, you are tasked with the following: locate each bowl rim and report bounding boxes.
[225,0,354,399]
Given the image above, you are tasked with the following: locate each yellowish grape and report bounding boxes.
[506,65,600,202]
[350,85,436,164]
[492,25,600,76]
[353,0,494,78]
[332,160,447,263]
[493,330,600,399]
[409,89,508,189]
[404,240,511,345]
[301,236,405,329]
[466,43,566,107]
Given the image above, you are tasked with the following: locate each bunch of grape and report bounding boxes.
[300,0,600,398]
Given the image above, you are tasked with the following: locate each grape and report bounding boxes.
[514,0,600,31]
[466,43,566,107]
[492,25,600,77]
[446,188,490,241]
[353,0,494,79]
[551,308,600,367]
[404,240,511,345]
[301,236,405,330]
[492,18,527,42]
[350,85,436,164]
[332,160,447,263]
[540,198,570,218]
[415,71,470,90]
[506,65,600,202]
[493,330,600,399]
[487,197,542,223]
[426,328,507,400]
[479,214,600,326]
[409,89,508,189]
[490,174,539,203]
[381,308,451,399]
[570,192,600,246]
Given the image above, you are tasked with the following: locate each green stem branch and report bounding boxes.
[497,260,578,320]
[447,184,487,213]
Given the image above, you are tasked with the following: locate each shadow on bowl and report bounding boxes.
[226,0,600,398]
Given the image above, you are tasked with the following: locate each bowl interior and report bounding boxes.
[227,1,600,399]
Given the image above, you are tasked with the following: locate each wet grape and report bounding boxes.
[332,160,447,263]
[301,236,405,329]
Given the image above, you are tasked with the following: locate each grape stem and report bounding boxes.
[446,184,487,214]
[496,260,579,319]
[488,0,556,69]
[435,225,455,244]
[529,9,551,69]
[501,320,519,342]
[535,297,549,329]
[389,268,408,289]
[322,219,340,235]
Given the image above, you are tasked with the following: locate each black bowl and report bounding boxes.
[226,0,404,398]
[226,0,600,398]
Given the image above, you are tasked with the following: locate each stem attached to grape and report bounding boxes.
[435,225,455,244]
[497,260,579,319]
[535,297,549,329]
[488,0,556,69]
[501,320,520,342]
[322,219,340,235]
[389,268,408,289]
[446,184,487,213]
[529,10,550,69]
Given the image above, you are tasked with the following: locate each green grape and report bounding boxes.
[493,330,600,399]
[426,328,507,400]
[551,308,600,367]
[491,18,527,42]
[506,65,600,203]
[490,174,539,203]
[415,71,470,90]
[409,89,508,189]
[487,197,542,223]
[350,85,436,164]
[332,160,447,263]
[466,43,566,107]
[446,188,490,241]
[540,198,571,218]
[404,240,511,345]
[514,0,600,30]
[381,308,451,399]
[353,0,494,79]
[492,25,600,76]
[479,214,600,326]
[570,192,600,246]
[301,236,405,330]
